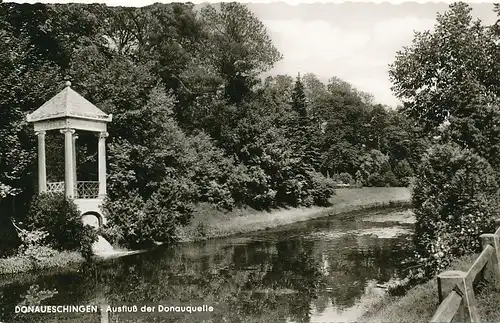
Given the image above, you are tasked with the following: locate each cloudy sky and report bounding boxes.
[10,1,500,107]
[247,2,498,107]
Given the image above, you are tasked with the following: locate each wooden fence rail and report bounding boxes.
[430,219,500,323]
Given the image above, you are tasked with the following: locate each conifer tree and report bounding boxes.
[289,73,322,171]
[291,73,308,118]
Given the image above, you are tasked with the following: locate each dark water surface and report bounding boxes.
[0,208,415,323]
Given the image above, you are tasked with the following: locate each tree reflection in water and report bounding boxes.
[0,209,413,323]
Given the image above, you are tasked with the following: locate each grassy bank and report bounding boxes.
[0,250,83,275]
[360,254,500,322]
[177,187,411,242]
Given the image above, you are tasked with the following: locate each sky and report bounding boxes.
[8,1,500,107]
[247,2,499,107]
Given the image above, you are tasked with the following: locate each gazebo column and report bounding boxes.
[60,128,75,198]
[98,131,108,198]
[72,133,78,197]
[36,131,47,193]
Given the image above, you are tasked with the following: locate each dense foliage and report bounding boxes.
[390,2,500,278]
[0,2,419,250]
[27,193,97,259]
[411,144,500,277]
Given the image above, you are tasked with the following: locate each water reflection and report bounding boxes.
[0,208,414,323]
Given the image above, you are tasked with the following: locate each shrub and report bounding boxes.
[101,193,147,248]
[102,177,196,249]
[277,174,311,207]
[141,178,195,242]
[0,227,85,274]
[412,143,500,278]
[79,225,98,259]
[27,193,97,259]
[307,171,336,206]
[355,170,363,185]
[359,149,390,180]
[187,132,250,210]
[17,229,57,262]
[399,176,412,187]
[338,172,354,185]
[394,159,414,181]
[332,173,353,185]
[382,169,400,187]
[243,165,277,209]
[366,173,385,187]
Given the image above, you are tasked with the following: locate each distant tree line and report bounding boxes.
[0,2,423,249]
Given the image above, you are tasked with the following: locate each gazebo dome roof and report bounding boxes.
[27,81,112,123]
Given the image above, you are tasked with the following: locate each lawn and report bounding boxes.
[177,187,411,242]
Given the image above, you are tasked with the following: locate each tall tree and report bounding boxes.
[291,73,308,118]
[288,74,322,171]
[258,74,294,123]
[390,2,500,135]
[390,2,500,172]
[199,3,282,104]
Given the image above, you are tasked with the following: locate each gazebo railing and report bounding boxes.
[46,181,99,199]
[46,181,65,194]
[76,181,99,199]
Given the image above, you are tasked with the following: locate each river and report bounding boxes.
[0,207,415,323]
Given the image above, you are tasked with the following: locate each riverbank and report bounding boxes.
[177,187,411,242]
[0,187,410,276]
[0,250,83,275]
[360,254,500,322]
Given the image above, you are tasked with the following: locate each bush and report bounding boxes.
[355,170,363,185]
[307,171,336,206]
[399,176,413,187]
[273,167,335,208]
[244,165,277,210]
[101,193,146,248]
[332,173,354,185]
[394,159,414,181]
[17,229,57,262]
[412,143,500,278]
[366,173,385,187]
[187,132,250,210]
[277,174,311,207]
[102,177,196,249]
[382,170,400,187]
[27,193,97,259]
[338,172,354,185]
[0,227,86,274]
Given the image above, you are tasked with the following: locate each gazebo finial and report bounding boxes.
[65,80,72,88]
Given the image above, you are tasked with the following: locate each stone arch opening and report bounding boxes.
[81,211,103,229]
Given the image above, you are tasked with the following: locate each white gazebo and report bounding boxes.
[26,81,112,227]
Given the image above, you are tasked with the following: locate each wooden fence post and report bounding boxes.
[480,233,500,289]
[495,218,500,236]
[462,274,481,323]
[437,270,468,322]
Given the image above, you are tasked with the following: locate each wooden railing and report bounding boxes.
[430,219,500,323]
